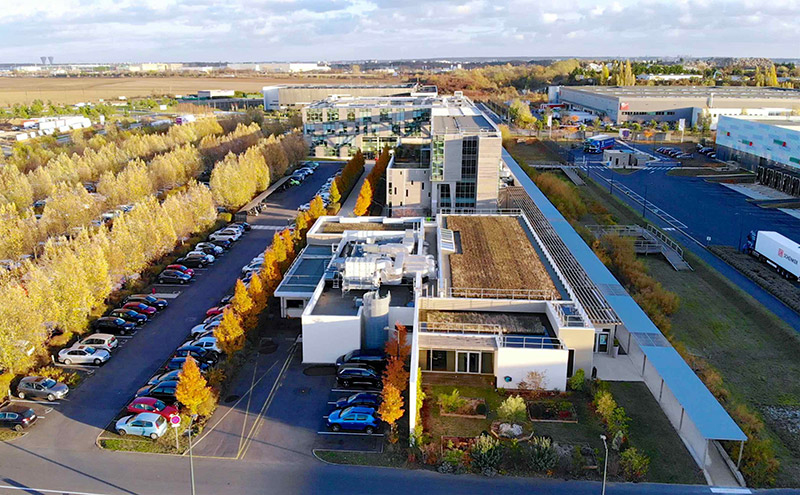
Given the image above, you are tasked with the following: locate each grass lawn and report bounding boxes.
[610,382,706,485]
[100,422,194,454]
[574,171,800,486]
[426,385,504,440]
[507,139,563,164]
[315,449,409,468]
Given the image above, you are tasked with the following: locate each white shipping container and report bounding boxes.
[755,231,800,279]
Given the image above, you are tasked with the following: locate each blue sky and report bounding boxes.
[1,0,798,63]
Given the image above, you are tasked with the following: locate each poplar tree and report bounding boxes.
[353,180,373,216]
[176,356,212,416]
[214,309,245,355]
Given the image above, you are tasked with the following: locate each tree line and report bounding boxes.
[353,148,390,216]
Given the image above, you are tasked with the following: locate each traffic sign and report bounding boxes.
[170,414,181,428]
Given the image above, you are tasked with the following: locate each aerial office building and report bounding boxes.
[552,85,800,127]
[302,92,502,216]
[262,83,432,111]
[716,115,800,196]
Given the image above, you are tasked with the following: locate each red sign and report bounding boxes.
[779,248,784,257]
[619,102,629,111]
[170,414,181,427]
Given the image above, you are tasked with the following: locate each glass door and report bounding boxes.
[457,351,480,373]
[596,332,609,353]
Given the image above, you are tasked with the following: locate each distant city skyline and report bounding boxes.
[0,0,798,63]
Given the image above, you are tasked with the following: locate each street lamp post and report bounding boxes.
[600,434,609,495]
[188,414,197,495]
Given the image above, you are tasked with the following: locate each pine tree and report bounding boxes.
[176,356,212,416]
[214,309,245,355]
[378,383,404,443]
[231,279,253,319]
[353,180,373,216]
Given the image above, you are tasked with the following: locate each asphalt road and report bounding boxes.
[0,160,777,494]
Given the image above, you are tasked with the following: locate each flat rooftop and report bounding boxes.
[444,215,558,297]
[311,285,414,316]
[724,116,800,131]
[563,85,800,100]
[421,310,555,337]
[433,114,495,134]
[274,244,334,296]
[321,221,418,233]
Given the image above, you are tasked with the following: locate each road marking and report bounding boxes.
[237,343,296,460]
[151,292,181,299]
[250,225,286,231]
[0,485,117,495]
[710,489,751,494]
[9,399,60,406]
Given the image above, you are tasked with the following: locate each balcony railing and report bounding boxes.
[443,287,557,301]
[553,302,587,328]
[419,322,501,335]
[499,335,565,350]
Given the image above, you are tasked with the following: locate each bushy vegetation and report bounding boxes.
[353,147,390,216]
[470,434,502,475]
[497,395,527,423]
[438,389,467,414]
[533,172,587,222]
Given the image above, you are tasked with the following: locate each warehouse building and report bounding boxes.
[262,83,432,110]
[302,92,502,216]
[551,85,800,127]
[716,115,800,196]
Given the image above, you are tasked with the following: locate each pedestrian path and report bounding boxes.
[339,160,374,217]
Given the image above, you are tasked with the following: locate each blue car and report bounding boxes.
[334,392,380,410]
[110,308,148,325]
[326,406,379,434]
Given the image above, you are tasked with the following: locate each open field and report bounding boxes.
[0,75,402,106]
[446,215,557,295]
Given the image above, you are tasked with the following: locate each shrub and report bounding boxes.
[35,366,82,388]
[0,372,14,397]
[528,436,558,473]
[620,447,650,482]
[440,447,469,474]
[517,370,548,396]
[470,434,502,474]
[594,390,617,420]
[438,389,467,414]
[571,445,586,473]
[567,369,585,392]
[498,395,527,423]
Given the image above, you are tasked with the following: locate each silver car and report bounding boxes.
[16,376,69,401]
[57,345,111,366]
[78,333,119,352]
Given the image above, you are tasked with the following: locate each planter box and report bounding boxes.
[439,398,487,419]
[528,400,578,423]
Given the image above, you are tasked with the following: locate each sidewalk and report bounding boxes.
[338,160,374,217]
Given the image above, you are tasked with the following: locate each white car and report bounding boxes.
[116,412,168,439]
[195,242,224,255]
[298,203,310,212]
[58,345,111,366]
[77,334,119,352]
[187,336,222,355]
[187,251,215,263]
[209,230,240,243]
[191,320,221,337]
[242,261,264,275]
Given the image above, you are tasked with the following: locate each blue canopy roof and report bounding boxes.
[503,149,746,442]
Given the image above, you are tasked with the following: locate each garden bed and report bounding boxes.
[528,399,578,423]
[490,421,533,441]
[441,436,476,453]
[439,397,487,419]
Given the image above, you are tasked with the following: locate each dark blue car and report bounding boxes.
[326,406,379,433]
[110,308,148,325]
[334,392,380,410]
[125,294,168,310]
[163,357,210,372]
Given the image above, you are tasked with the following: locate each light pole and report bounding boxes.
[600,434,609,495]
[188,414,197,495]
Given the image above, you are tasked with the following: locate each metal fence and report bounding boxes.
[444,286,558,301]
[499,335,565,350]
[418,322,502,335]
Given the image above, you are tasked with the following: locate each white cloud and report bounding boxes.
[542,12,559,23]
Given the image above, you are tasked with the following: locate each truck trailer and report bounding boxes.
[584,134,615,154]
[744,230,800,281]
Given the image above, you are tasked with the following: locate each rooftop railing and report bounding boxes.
[444,287,558,301]
[499,335,565,350]
[419,322,501,335]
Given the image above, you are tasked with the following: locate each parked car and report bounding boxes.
[708,152,717,159]
[110,308,148,325]
[158,269,191,285]
[135,380,178,403]
[173,346,218,365]
[326,406,379,433]
[125,294,168,310]
[205,305,230,318]
[194,243,224,256]
[122,302,157,316]
[208,238,232,249]
[187,336,222,355]
[335,350,386,371]
[115,412,168,439]
[185,251,215,264]
[241,262,263,276]
[298,203,310,212]
[147,370,181,386]
[190,320,221,337]
[336,365,382,389]
[232,222,251,232]
[78,333,119,352]
[92,317,136,335]
[16,376,69,401]
[334,392,380,410]
[0,404,38,431]
[57,345,111,366]
[175,256,206,268]
[126,397,179,419]
[164,357,210,372]
[203,313,224,325]
[209,229,240,243]
[166,264,195,277]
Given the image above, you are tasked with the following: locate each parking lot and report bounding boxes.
[5,161,343,454]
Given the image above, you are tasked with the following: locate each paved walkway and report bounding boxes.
[593,352,643,382]
[706,442,743,487]
[339,160,374,216]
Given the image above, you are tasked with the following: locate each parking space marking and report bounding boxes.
[51,363,97,373]
[330,388,381,394]
[316,431,384,437]
[0,484,117,495]
[152,292,181,299]
[9,399,60,407]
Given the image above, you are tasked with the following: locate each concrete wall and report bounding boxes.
[387,167,431,215]
[389,306,415,327]
[495,347,569,391]
[557,327,595,375]
[476,135,501,209]
[301,313,362,363]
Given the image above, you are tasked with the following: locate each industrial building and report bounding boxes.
[716,115,800,196]
[262,83,431,111]
[551,85,800,127]
[302,92,502,216]
[229,62,330,73]
[196,89,235,99]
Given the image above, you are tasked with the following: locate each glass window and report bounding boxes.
[327,109,339,122]
[461,137,478,179]
[431,350,449,371]
[455,182,476,207]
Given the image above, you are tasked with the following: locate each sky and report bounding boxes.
[0,0,799,63]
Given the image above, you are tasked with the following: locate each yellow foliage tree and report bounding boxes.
[231,279,253,319]
[378,383,405,443]
[214,309,245,355]
[329,180,341,205]
[308,195,326,220]
[176,356,212,416]
[353,180,372,216]
[259,249,281,291]
[272,231,288,269]
[247,271,268,315]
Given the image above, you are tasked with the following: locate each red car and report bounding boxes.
[205,304,231,318]
[126,397,179,419]
[123,302,157,316]
[166,264,194,277]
